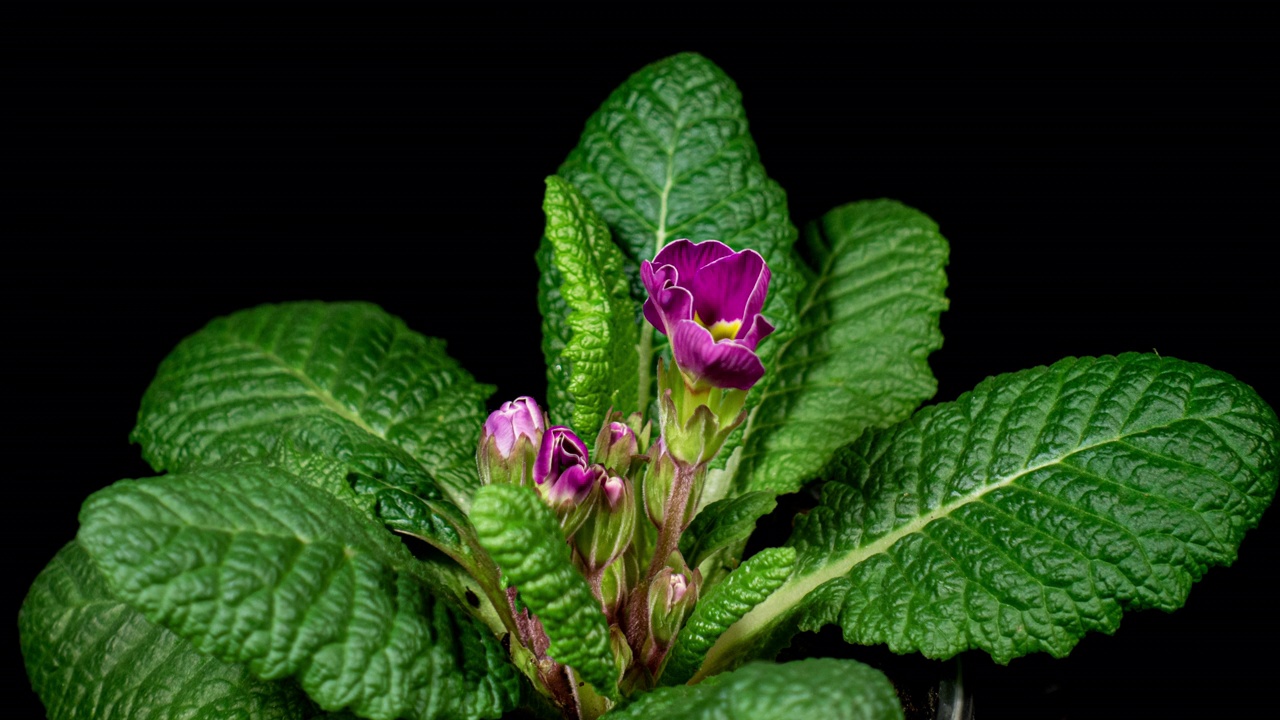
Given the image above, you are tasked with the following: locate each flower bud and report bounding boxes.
[594,420,639,476]
[643,554,701,668]
[573,475,637,573]
[478,396,545,487]
[534,425,603,535]
[550,463,606,538]
[598,546,637,623]
[641,438,702,530]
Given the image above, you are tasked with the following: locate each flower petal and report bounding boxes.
[671,320,766,391]
[535,425,589,486]
[642,260,695,335]
[690,249,769,327]
[652,239,734,283]
[737,313,776,352]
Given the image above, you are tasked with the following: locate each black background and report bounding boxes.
[5,5,1277,718]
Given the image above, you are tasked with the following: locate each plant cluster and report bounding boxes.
[19,53,1279,720]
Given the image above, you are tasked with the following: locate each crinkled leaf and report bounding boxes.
[661,547,795,687]
[471,484,616,697]
[536,235,574,423]
[77,464,520,720]
[703,354,1280,675]
[608,659,901,720]
[132,301,493,507]
[679,492,776,587]
[558,52,802,416]
[266,433,375,517]
[21,542,311,720]
[540,176,639,443]
[709,200,949,499]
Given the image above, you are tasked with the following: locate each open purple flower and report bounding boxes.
[534,425,596,506]
[641,239,773,390]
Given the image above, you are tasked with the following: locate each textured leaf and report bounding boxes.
[21,542,310,720]
[77,464,520,720]
[132,301,493,506]
[539,176,640,441]
[558,52,802,416]
[266,433,375,517]
[709,200,949,499]
[471,484,616,697]
[679,492,776,587]
[536,235,574,423]
[662,547,795,686]
[703,354,1280,674]
[607,659,901,720]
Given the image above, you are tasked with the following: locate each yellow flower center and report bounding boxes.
[696,312,742,342]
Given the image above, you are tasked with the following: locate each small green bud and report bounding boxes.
[594,419,640,477]
[598,547,637,623]
[573,475,637,573]
[642,553,701,669]
[641,438,702,531]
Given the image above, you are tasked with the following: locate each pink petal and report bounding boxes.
[671,320,766,391]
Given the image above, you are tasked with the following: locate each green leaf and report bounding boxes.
[266,432,375,517]
[540,176,640,441]
[708,200,949,500]
[558,52,802,416]
[132,301,493,507]
[607,659,901,720]
[471,484,616,697]
[702,354,1280,674]
[661,547,795,687]
[679,492,776,587]
[77,464,520,720]
[20,542,310,720]
[537,235,574,424]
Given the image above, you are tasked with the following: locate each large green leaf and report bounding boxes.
[132,301,493,507]
[471,484,616,697]
[661,547,795,687]
[678,491,776,588]
[558,52,802,416]
[607,659,901,720]
[701,354,1280,675]
[21,542,311,720]
[77,464,520,720]
[539,176,640,442]
[708,200,949,500]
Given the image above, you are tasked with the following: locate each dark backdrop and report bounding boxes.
[6,6,1277,719]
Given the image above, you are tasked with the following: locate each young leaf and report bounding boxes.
[132,301,493,507]
[539,175,639,442]
[609,659,901,720]
[77,464,520,720]
[661,547,796,687]
[471,484,617,698]
[558,52,802,416]
[21,542,311,720]
[679,492,777,586]
[702,354,1280,675]
[708,200,949,500]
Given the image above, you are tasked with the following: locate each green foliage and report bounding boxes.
[77,464,520,720]
[710,200,949,498]
[702,354,1280,676]
[662,547,795,686]
[607,659,902,720]
[132,301,493,507]
[679,492,776,587]
[539,176,640,444]
[557,52,803,414]
[21,542,312,720]
[471,484,617,697]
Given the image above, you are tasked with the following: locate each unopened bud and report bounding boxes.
[595,421,639,476]
[573,475,636,573]
[644,556,700,662]
[478,396,546,487]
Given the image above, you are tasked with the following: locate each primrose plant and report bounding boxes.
[20,53,1279,720]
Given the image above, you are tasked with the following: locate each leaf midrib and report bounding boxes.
[695,423,1189,680]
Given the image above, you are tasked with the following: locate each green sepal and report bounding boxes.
[21,542,312,720]
[471,484,618,699]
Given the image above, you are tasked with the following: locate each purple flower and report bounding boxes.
[534,426,596,506]
[484,396,545,458]
[641,239,773,390]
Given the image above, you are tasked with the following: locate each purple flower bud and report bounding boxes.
[573,474,636,573]
[484,396,545,458]
[641,239,774,391]
[478,396,546,487]
[534,425,589,491]
[595,421,640,476]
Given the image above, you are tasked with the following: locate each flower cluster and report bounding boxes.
[477,239,772,700]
